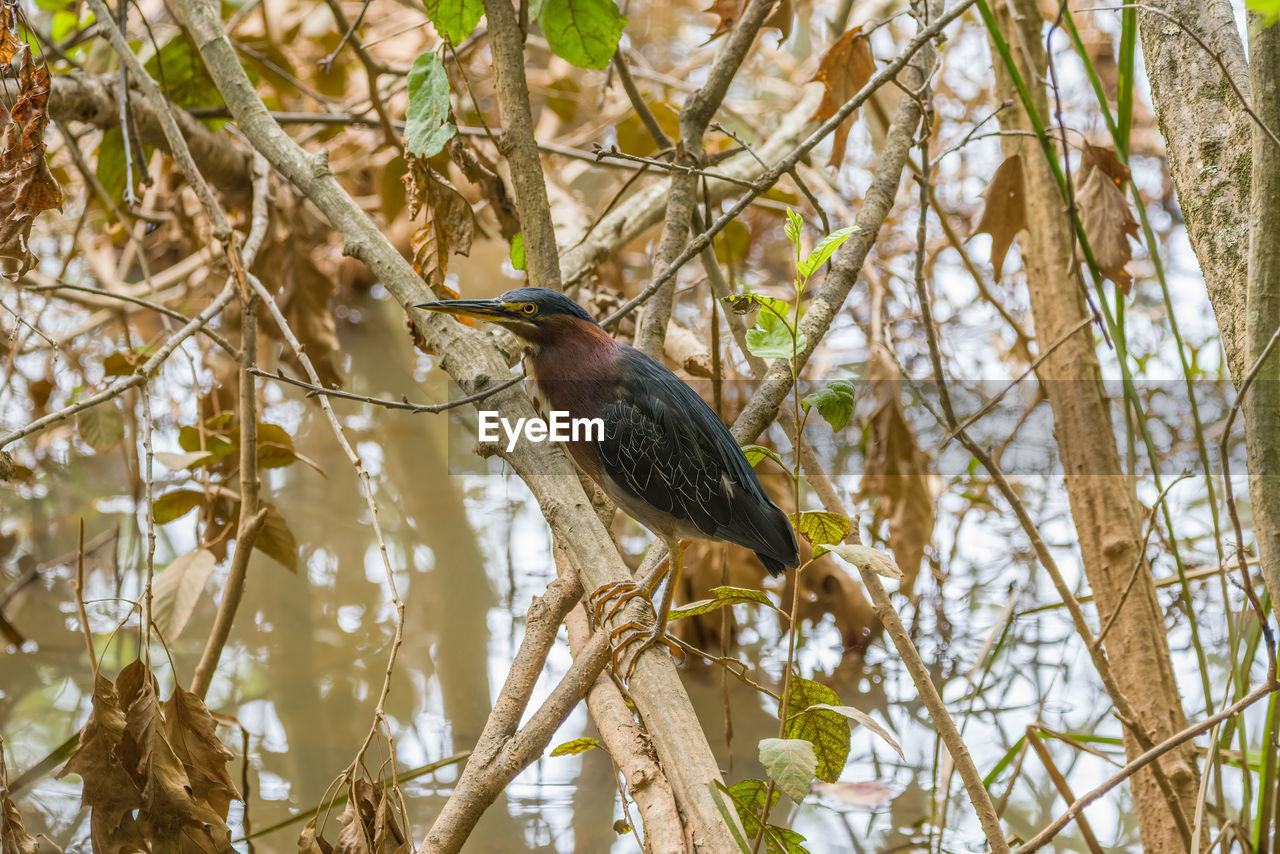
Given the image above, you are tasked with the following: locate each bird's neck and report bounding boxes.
[523,326,620,418]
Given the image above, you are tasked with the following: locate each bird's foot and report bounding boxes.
[587,579,653,627]
[608,622,686,682]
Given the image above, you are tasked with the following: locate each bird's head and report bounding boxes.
[415,287,603,349]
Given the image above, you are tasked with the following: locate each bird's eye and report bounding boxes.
[521,304,537,316]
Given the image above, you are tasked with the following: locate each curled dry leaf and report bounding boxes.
[854,347,935,596]
[2,788,40,854]
[971,153,1026,280]
[0,46,63,275]
[0,5,23,64]
[1075,143,1139,294]
[404,157,475,316]
[332,779,409,854]
[811,27,875,170]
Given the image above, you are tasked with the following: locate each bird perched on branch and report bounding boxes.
[416,287,799,676]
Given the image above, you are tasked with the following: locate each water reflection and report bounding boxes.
[4,285,1209,854]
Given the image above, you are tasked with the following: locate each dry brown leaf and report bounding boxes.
[163,686,239,817]
[2,791,40,854]
[855,347,935,597]
[971,154,1027,280]
[334,780,408,854]
[60,661,237,854]
[811,27,875,170]
[298,817,334,854]
[405,158,475,310]
[703,0,794,43]
[0,47,63,275]
[1076,143,1139,293]
[0,6,23,65]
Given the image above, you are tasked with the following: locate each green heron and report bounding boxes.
[416,287,799,675]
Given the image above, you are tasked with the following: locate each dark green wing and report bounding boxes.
[597,347,798,573]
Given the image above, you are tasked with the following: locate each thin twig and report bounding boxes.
[248,367,523,414]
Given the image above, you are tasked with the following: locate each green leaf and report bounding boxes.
[144,34,225,115]
[151,549,216,640]
[509,232,526,271]
[77,403,125,451]
[537,0,626,70]
[805,704,903,759]
[256,422,299,470]
[713,218,750,265]
[784,208,804,254]
[801,378,857,432]
[797,226,859,279]
[718,780,808,853]
[741,444,784,469]
[746,300,807,361]
[405,49,457,158]
[758,738,816,803]
[788,511,850,547]
[255,504,298,573]
[423,0,484,42]
[1248,0,1280,25]
[710,782,755,854]
[153,490,205,524]
[178,426,236,466]
[815,543,903,580]
[550,737,601,757]
[670,585,779,621]
[784,678,849,783]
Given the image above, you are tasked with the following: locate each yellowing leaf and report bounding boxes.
[971,154,1027,280]
[550,737,601,756]
[784,678,849,783]
[789,511,851,547]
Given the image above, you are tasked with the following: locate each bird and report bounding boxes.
[416,287,799,676]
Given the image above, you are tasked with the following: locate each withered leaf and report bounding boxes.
[60,673,143,815]
[334,780,408,854]
[0,6,23,65]
[1076,143,1139,293]
[811,27,875,170]
[123,672,233,852]
[405,158,475,308]
[2,790,40,854]
[854,347,935,597]
[0,47,63,275]
[298,818,334,854]
[703,0,794,43]
[163,685,239,817]
[971,154,1027,280]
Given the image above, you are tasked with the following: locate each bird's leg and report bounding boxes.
[610,537,687,681]
[587,546,670,627]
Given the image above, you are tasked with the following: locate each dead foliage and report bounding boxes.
[811,26,876,170]
[59,660,238,854]
[855,346,935,598]
[971,153,1026,280]
[1075,142,1139,293]
[298,780,409,854]
[0,46,63,275]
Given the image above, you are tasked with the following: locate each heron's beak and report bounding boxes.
[414,299,520,324]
